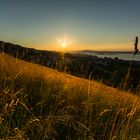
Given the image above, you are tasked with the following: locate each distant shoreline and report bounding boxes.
[75,50,138,54]
[73,50,140,61]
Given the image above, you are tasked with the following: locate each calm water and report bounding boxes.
[86,53,140,61]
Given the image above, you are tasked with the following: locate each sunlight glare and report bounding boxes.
[57,35,72,50]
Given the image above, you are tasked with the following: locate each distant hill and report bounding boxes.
[76,50,134,54]
[0,40,62,67]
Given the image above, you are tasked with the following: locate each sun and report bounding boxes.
[61,40,67,48]
[62,43,66,47]
[57,35,72,50]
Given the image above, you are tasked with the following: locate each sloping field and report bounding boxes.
[0,54,140,140]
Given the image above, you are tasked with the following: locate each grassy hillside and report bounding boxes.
[0,54,140,140]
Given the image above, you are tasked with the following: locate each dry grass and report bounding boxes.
[0,54,140,140]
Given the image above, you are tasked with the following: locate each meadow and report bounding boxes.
[0,54,140,140]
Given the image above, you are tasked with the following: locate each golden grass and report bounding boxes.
[0,54,140,140]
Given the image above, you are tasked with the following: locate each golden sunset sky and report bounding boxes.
[0,0,139,51]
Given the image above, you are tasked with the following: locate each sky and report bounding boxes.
[0,0,140,51]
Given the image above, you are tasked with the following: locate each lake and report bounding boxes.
[85,52,140,61]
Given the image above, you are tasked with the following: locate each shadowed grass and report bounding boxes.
[0,54,140,140]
